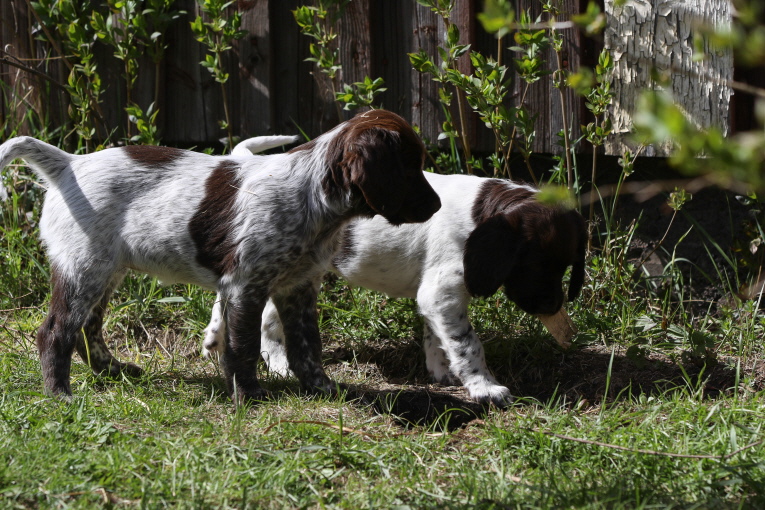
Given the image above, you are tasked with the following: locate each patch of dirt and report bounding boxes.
[322,338,765,430]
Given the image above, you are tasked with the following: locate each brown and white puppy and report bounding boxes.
[204,164,587,406]
[0,110,441,402]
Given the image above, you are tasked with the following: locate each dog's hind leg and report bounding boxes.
[36,265,116,398]
[75,270,142,379]
[260,299,292,377]
[272,279,335,395]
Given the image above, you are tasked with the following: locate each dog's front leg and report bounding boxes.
[417,273,513,407]
[219,286,269,404]
[271,280,335,395]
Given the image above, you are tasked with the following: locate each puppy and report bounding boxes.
[0,110,441,402]
[204,142,588,406]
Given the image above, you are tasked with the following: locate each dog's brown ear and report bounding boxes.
[567,212,588,301]
[345,128,406,217]
[464,214,522,298]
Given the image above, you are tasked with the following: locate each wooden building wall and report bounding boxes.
[0,0,746,158]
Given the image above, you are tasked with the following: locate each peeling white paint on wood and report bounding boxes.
[604,0,732,156]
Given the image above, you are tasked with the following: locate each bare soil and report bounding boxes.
[322,338,765,430]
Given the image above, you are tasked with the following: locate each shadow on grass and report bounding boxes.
[344,383,486,431]
[323,337,765,428]
[95,337,765,432]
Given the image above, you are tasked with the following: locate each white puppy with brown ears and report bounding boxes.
[204,137,588,407]
[0,110,441,403]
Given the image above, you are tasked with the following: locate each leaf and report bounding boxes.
[447,23,460,47]
[478,0,515,37]
[157,296,191,304]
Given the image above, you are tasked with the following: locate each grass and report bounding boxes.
[1,344,765,508]
[2,143,765,507]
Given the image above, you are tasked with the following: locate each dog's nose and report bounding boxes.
[517,292,564,316]
[407,188,441,223]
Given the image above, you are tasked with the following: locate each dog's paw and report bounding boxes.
[233,387,272,406]
[465,381,514,408]
[120,362,144,378]
[301,377,341,397]
[202,326,225,357]
[97,360,143,378]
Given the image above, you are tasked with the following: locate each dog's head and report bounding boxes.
[463,181,588,315]
[322,110,441,225]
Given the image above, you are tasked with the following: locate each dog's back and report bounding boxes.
[331,172,482,298]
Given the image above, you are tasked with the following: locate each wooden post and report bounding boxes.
[0,2,44,136]
[338,0,372,119]
[239,0,273,136]
[604,0,732,156]
[409,2,444,145]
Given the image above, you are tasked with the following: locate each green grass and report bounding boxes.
[1,345,765,508]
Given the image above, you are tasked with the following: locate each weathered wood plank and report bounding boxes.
[409,2,444,146]
[451,0,482,152]
[272,0,338,138]
[603,0,732,156]
[239,0,272,137]
[163,0,212,145]
[0,1,46,136]
[548,0,583,156]
[370,1,412,117]
[338,0,372,119]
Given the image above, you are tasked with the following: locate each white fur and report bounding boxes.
[229,135,299,156]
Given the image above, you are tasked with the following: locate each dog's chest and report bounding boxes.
[247,225,343,293]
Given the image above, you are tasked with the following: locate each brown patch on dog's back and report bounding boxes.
[472,179,536,224]
[189,160,241,276]
[123,145,186,168]
[287,139,317,154]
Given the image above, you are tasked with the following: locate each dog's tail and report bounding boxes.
[0,136,73,200]
[231,135,300,157]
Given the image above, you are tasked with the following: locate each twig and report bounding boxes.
[0,52,67,91]
[578,176,751,207]
[528,428,764,460]
[0,306,40,313]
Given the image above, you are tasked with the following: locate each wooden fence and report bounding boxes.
[0,0,756,157]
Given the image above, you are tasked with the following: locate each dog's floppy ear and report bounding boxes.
[345,128,406,217]
[567,211,589,301]
[464,214,523,298]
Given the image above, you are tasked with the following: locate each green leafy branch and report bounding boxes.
[294,1,385,117]
[30,0,106,149]
[409,0,474,173]
[191,0,247,151]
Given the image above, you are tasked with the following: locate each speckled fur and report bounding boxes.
[0,110,441,402]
